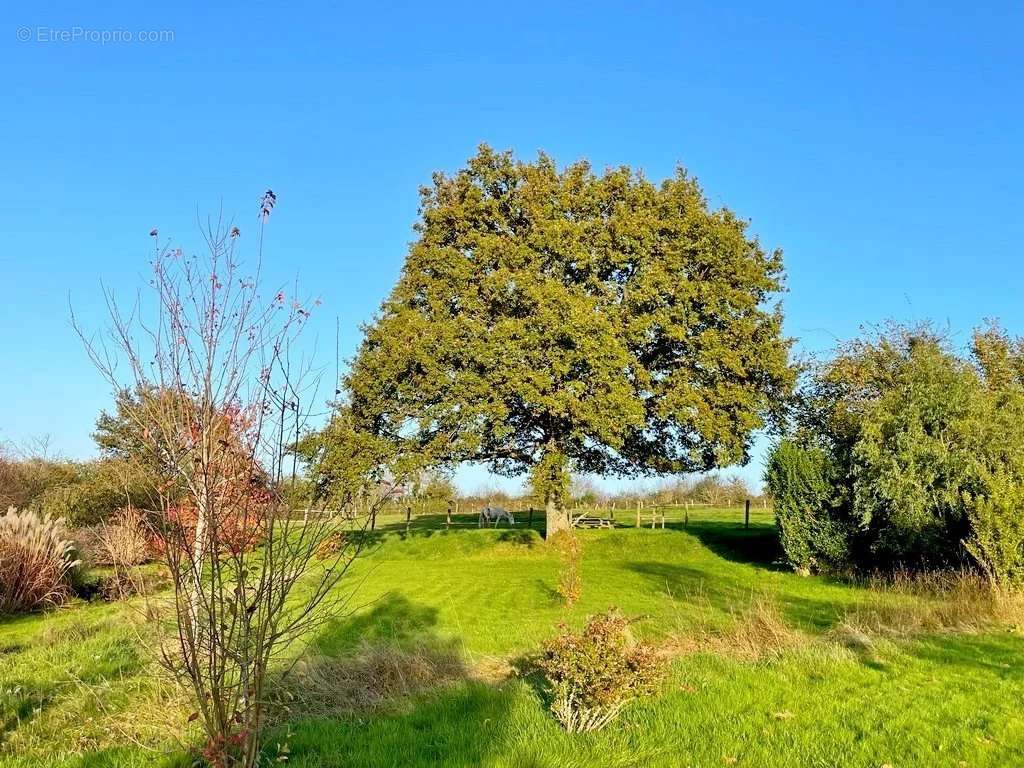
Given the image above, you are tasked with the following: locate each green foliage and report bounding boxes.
[317,145,794,531]
[0,451,153,528]
[776,322,1024,580]
[0,507,81,614]
[0,454,78,512]
[36,458,153,527]
[848,331,979,566]
[93,385,192,466]
[962,324,1024,586]
[764,440,850,572]
[964,481,1024,590]
[297,405,405,505]
[538,608,665,732]
[418,472,456,502]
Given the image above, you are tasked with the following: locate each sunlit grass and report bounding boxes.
[1,508,1022,766]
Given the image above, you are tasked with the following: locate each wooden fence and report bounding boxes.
[358,499,773,535]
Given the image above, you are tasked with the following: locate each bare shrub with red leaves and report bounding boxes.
[75,194,394,768]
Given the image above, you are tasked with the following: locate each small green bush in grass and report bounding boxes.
[538,608,665,732]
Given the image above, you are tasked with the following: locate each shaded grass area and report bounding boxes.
[1,509,1023,766]
[278,634,1024,768]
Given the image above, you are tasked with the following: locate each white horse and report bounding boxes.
[479,504,516,527]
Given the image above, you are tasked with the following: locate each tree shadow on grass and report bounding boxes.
[671,520,785,571]
[627,560,858,633]
[267,593,518,767]
[903,633,1024,680]
[309,593,443,657]
[279,681,518,768]
[534,578,562,605]
[0,682,53,748]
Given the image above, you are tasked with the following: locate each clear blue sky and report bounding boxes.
[2,1,1022,493]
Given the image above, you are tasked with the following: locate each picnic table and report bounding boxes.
[573,515,614,529]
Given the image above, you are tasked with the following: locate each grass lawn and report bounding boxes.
[1,508,1022,766]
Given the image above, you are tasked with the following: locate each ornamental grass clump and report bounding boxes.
[539,608,665,732]
[0,506,81,614]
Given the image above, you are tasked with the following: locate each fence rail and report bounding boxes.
[347,500,774,535]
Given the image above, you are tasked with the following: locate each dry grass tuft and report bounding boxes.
[831,569,1024,642]
[663,571,1024,665]
[277,640,469,717]
[673,595,808,661]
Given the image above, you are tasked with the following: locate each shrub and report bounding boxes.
[33,458,154,528]
[150,503,267,558]
[848,335,980,567]
[100,507,153,567]
[0,455,79,512]
[764,440,851,573]
[538,608,665,732]
[0,507,81,614]
[772,323,1024,577]
[549,530,582,606]
[77,507,155,601]
[75,507,153,568]
[315,530,349,560]
[964,481,1024,591]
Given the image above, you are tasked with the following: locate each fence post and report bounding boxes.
[744,498,750,529]
[528,508,534,529]
[371,509,377,531]
[635,503,641,528]
[406,504,411,534]
[446,501,452,530]
[684,507,688,528]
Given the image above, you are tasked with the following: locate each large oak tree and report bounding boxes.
[322,146,794,535]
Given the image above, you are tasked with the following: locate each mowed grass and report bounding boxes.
[2,508,1023,767]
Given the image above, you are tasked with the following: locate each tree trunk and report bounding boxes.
[545,491,569,538]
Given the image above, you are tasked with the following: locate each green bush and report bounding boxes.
[964,479,1024,590]
[774,323,1024,582]
[0,507,81,614]
[0,455,78,512]
[538,608,664,732]
[764,440,851,573]
[848,334,980,567]
[37,459,154,527]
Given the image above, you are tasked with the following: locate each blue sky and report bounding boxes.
[1,1,1022,493]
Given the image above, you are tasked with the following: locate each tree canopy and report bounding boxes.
[319,146,794,533]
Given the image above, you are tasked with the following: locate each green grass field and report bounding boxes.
[2,508,1023,767]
